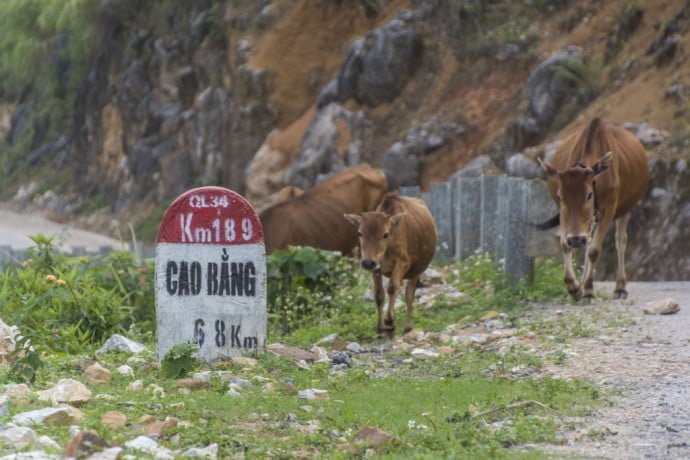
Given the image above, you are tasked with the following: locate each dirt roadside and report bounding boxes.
[535,281,690,459]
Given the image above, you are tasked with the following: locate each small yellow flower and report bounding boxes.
[45,275,57,283]
[55,279,66,287]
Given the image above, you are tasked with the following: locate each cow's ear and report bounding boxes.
[344,214,362,227]
[591,151,612,176]
[389,212,406,227]
[537,157,558,177]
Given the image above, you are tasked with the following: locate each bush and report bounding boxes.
[0,236,154,354]
[267,246,357,334]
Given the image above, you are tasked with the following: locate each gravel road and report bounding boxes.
[540,281,690,459]
[0,206,120,250]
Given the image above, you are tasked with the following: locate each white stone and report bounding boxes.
[13,407,80,426]
[127,380,144,391]
[192,371,214,382]
[2,383,31,400]
[0,451,59,460]
[0,318,18,367]
[85,447,124,460]
[227,388,242,398]
[125,436,174,460]
[37,379,91,405]
[97,334,146,355]
[36,435,60,450]
[117,364,134,377]
[182,443,218,458]
[297,389,329,400]
[0,395,9,416]
[410,348,440,360]
[0,426,37,449]
[643,299,680,315]
[84,362,112,385]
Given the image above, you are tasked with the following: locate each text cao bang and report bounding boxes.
[165,260,256,297]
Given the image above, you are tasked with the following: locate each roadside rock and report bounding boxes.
[297,389,329,400]
[353,426,392,449]
[643,299,680,315]
[452,155,496,178]
[125,436,175,459]
[37,379,91,405]
[504,46,591,151]
[13,405,84,426]
[506,153,542,179]
[285,103,366,190]
[116,364,134,377]
[383,119,466,188]
[0,395,8,416]
[84,362,112,385]
[267,343,317,362]
[410,348,440,360]
[63,430,109,459]
[2,384,31,400]
[0,426,37,449]
[622,122,670,147]
[182,443,218,458]
[101,411,127,429]
[141,417,179,437]
[0,318,18,367]
[96,334,146,355]
[231,356,258,368]
[84,447,123,460]
[318,13,423,107]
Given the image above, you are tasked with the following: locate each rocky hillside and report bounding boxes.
[1,0,689,279]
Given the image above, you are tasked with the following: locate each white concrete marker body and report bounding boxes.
[155,187,266,362]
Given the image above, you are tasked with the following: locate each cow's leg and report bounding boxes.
[403,276,419,333]
[562,243,581,301]
[613,213,630,299]
[373,272,385,333]
[383,262,408,332]
[580,210,614,302]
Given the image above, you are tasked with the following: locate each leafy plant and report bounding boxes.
[267,246,357,333]
[0,235,154,354]
[8,334,44,383]
[161,342,198,379]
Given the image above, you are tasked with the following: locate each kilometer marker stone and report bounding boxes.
[155,186,266,361]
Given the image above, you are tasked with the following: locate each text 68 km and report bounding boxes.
[180,213,253,243]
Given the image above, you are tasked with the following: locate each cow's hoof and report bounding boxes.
[378,324,395,334]
[384,318,394,327]
[613,290,628,300]
[580,294,595,305]
[569,288,583,302]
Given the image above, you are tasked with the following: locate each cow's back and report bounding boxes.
[378,194,438,279]
[260,164,388,254]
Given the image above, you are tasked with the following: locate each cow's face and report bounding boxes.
[538,152,611,249]
[344,212,405,271]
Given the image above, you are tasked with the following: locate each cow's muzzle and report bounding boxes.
[565,235,587,248]
[361,260,376,271]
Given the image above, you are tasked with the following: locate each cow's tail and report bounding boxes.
[532,213,560,230]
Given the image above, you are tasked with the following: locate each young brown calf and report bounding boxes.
[345,193,437,333]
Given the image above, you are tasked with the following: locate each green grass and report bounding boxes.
[0,244,601,458]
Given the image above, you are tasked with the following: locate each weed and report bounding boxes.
[161,342,199,378]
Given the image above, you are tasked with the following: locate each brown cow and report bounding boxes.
[260,164,388,255]
[537,118,649,301]
[345,193,437,333]
[255,185,304,214]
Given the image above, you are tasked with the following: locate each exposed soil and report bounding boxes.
[536,281,690,459]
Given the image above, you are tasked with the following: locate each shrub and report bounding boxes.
[0,236,154,354]
[267,246,357,333]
